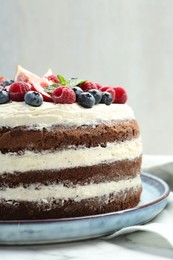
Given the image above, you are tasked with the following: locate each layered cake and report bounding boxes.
[0,66,142,220]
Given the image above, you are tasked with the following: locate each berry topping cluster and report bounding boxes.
[0,66,128,108]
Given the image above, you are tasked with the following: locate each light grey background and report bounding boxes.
[0,0,173,155]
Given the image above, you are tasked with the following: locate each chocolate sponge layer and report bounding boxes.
[0,186,142,220]
[0,120,140,153]
[0,156,142,188]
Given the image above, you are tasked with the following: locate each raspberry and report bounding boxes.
[52,86,76,104]
[80,81,98,92]
[46,74,60,84]
[100,86,115,102]
[9,82,31,101]
[113,86,128,104]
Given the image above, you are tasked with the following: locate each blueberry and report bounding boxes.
[0,80,14,87]
[78,92,95,108]
[88,89,102,104]
[100,91,112,105]
[72,86,83,101]
[0,89,10,104]
[24,91,43,107]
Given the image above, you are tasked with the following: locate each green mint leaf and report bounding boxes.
[68,78,87,88]
[44,84,58,93]
[57,75,68,86]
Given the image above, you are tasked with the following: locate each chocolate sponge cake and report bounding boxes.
[0,68,142,220]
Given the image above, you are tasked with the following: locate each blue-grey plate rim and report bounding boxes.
[0,172,170,245]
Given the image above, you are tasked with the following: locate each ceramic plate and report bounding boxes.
[0,172,170,245]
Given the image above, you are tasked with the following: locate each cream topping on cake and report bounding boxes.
[0,137,142,174]
[0,102,135,128]
[0,175,141,202]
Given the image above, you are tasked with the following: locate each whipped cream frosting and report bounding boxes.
[0,137,142,174]
[0,175,141,202]
[0,102,135,128]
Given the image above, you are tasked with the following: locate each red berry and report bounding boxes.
[46,74,60,84]
[100,86,115,102]
[9,82,31,101]
[80,81,98,92]
[52,86,76,104]
[113,86,128,104]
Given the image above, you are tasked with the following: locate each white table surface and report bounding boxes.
[0,155,173,260]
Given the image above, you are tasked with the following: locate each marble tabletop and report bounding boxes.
[0,155,173,260]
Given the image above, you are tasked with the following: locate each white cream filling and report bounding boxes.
[0,175,141,202]
[0,137,142,174]
[0,102,135,128]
